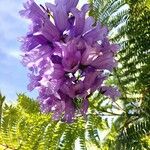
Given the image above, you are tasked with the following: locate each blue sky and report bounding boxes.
[0,0,87,103]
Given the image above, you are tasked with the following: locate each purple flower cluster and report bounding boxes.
[20,0,120,122]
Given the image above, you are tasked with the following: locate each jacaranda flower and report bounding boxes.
[20,0,121,122]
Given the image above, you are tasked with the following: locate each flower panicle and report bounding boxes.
[20,0,120,123]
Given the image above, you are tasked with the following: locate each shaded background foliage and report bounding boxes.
[0,0,150,149]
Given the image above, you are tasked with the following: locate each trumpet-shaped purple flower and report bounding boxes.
[20,0,120,122]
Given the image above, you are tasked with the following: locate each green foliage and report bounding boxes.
[0,94,111,150]
[116,120,150,150]
[0,92,5,128]
[88,0,150,149]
